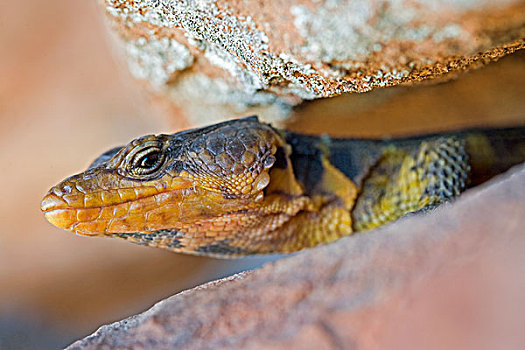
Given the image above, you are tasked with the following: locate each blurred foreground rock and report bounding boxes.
[69,165,525,349]
[102,0,525,125]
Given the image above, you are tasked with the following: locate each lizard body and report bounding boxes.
[41,117,525,257]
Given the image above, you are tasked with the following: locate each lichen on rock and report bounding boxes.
[126,36,193,87]
[102,0,525,125]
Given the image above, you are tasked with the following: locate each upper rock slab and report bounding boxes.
[102,0,525,124]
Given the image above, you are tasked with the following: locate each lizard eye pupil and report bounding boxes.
[139,152,159,168]
[131,147,164,175]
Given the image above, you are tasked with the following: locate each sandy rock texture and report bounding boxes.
[68,164,525,349]
[102,0,525,125]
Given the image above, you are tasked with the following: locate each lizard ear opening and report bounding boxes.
[87,146,124,170]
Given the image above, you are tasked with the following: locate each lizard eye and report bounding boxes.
[130,146,165,176]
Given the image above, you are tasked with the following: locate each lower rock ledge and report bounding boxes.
[68,164,525,350]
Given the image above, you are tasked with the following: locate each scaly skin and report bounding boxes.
[41,116,525,257]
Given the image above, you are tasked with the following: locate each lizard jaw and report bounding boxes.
[40,174,264,237]
[40,173,195,236]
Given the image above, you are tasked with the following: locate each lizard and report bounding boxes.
[41,116,525,257]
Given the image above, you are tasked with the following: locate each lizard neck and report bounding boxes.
[282,130,384,191]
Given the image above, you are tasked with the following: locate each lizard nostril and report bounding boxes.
[51,183,74,197]
[51,187,63,197]
[62,184,72,194]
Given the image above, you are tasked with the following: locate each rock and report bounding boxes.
[101,0,525,125]
[67,164,525,349]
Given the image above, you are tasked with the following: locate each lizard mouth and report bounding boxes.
[41,176,195,236]
[41,188,192,236]
[43,208,100,236]
[42,190,168,236]
[41,193,88,234]
[40,175,259,236]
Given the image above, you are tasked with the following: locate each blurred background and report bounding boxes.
[0,1,524,349]
[0,1,276,348]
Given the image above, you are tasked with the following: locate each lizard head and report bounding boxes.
[41,117,293,247]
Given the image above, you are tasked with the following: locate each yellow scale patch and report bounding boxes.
[353,138,466,231]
